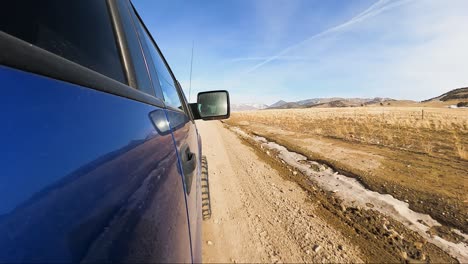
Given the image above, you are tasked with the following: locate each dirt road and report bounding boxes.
[197,121,363,263]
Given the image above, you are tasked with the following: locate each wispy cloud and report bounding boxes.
[230,56,308,62]
[137,0,468,104]
[245,0,412,74]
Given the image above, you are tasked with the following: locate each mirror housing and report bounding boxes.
[190,90,230,120]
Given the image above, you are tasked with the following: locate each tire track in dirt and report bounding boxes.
[198,121,362,263]
[222,122,459,263]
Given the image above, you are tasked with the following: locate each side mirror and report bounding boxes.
[191,90,230,120]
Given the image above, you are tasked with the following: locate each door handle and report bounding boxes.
[180,144,196,194]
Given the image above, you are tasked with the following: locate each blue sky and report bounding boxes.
[134,0,468,105]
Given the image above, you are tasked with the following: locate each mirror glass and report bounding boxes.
[197,91,229,119]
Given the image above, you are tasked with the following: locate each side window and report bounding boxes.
[116,0,155,96]
[130,9,184,110]
[126,4,163,99]
[1,0,125,84]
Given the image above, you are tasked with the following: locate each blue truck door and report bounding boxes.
[128,5,202,262]
[0,0,193,261]
[0,66,192,263]
[166,108,203,263]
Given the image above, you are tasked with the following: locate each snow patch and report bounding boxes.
[231,127,468,263]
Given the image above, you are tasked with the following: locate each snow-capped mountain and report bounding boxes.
[231,103,269,112]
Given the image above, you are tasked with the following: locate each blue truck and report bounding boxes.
[0,0,229,262]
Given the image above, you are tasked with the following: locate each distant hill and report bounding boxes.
[423,87,468,102]
[296,98,321,105]
[268,97,395,109]
[231,103,269,112]
[269,102,304,109]
[309,100,350,108]
[269,100,288,108]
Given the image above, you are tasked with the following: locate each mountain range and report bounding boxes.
[230,103,269,112]
[231,97,394,111]
[230,87,468,111]
[268,97,395,109]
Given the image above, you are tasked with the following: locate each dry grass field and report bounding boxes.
[226,106,468,234]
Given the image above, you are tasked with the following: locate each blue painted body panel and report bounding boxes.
[0,66,194,262]
[166,110,202,263]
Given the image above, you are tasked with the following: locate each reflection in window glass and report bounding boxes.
[0,0,126,84]
[134,17,182,109]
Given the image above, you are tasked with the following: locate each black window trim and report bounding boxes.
[108,0,137,88]
[0,0,165,108]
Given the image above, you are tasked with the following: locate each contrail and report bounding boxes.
[352,0,391,21]
[230,56,305,62]
[245,0,410,74]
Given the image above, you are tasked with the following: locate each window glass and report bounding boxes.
[128,11,164,99]
[132,13,183,109]
[1,0,126,84]
[117,0,155,95]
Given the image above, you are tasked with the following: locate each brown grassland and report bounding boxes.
[226,106,468,234]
